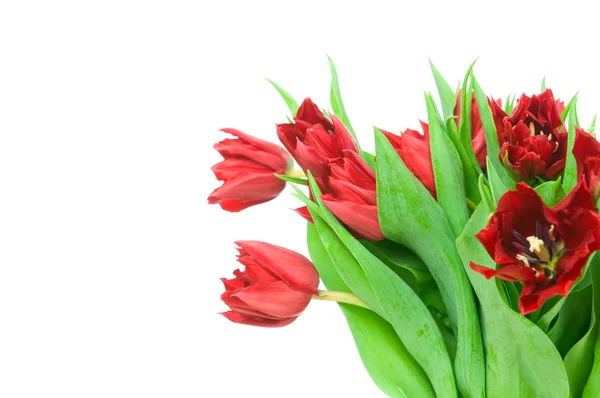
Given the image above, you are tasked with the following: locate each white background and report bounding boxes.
[1,1,599,397]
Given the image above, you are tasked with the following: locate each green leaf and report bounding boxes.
[560,92,579,124]
[542,76,547,92]
[444,115,481,204]
[306,173,458,398]
[537,298,565,332]
[274,174,307,185]
[428,58,456,119]
[266,78,299,116]
[486,156,511,205]
[563,253,600,397]
[472,74,515,189]
[477,174,495,211]
[375,130,485,398]
[534,179,566,207]
[327,56,359,145]
[456,201,569,397]
[307,224,436,398]
[563,95,580,192]
[458,61,476,154]
[547,285,592,357]
[504,94,514,115]
[590,114,597,137]
[426,92,469,236]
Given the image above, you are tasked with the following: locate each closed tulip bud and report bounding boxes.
[208,128,292,212]
[220,241,320,327]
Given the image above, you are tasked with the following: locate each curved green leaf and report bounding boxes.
[307,173,457,398]
[307,224,435,398]
[266,78,299,116]
[563,96,580,192]
[428,58,456,119]
[375,130,484,398]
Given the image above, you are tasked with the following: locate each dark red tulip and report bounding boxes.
[220,241,320,327]
[208,128,292,212]
[321,150,383,241]
[380,122,437,198]
[470,182,600,314]
[277,98,358,179]
[490,90,567,181]
[453,92,502,169]
[573,128,600,200]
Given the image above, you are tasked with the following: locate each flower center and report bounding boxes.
[512,221,566,279]
[529,122,559,153]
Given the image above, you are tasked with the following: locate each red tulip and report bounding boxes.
[380,122,437,198]
[573,128,600,200]
[470,182,600,314]
[321,150,383,241]
[208,128,292,212]
[453,91,502,169]
[220,241,320,327]
[490,90,567,181]
[277,98,358,178]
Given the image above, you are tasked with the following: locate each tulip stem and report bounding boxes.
[287,169,306,178]
[312,290,370,310]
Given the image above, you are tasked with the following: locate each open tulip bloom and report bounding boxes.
[208,58,600,398]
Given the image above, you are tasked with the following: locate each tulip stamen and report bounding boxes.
[529,122,536,136]
[512,222,566,279]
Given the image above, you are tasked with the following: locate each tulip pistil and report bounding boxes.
[512,221,566,279]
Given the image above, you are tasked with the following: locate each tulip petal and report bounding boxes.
[232,281,312,318]
[221,311,297,328]
[321,195,384,241]
[235,241,320,294]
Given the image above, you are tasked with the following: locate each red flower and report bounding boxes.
[220,241,320,327]
[453,92,502,169]
[277,98,358,178]
[321,150,383,241]
[380,122,437,197]
[208,128,292,212]
[491,90,567,181]
[470,182,600,314]
[573,128,600,200]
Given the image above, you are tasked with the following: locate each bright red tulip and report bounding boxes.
[470,182,600,314]
[380,122,437,198]
[490,90,567,181]
[220,241,320,327]
[321,150,383,241]
[208,128,292,212]
[277,98,358,178]
[573,127,600,200]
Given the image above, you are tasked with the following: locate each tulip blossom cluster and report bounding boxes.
[208,59,600,397]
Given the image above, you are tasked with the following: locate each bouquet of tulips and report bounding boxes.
[208,58,600,398]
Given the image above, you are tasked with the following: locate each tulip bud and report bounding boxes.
[208,128,292,212]
[220,241,320,327]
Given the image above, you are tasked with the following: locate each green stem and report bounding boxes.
[312,290,370,310]
[466,197,478,211]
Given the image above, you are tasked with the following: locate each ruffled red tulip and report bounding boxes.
[380,122,437,198]
[320,150,383,241]
[573,128,600,200]
[277,98,358,178]
[470,182,600,314]
[220,241,320,327]
[208,128,292,212]
[491,90,567,181]
[453,92,502,169]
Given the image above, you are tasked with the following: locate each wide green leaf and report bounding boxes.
[307,224,436,398]
[456,202,569,397]
[266,78,299,116]
[535,179,566,207]
[428,58,456,119]
[426,92,469,236]
[375,130,484,398]
[563,253,600,397]
[547,285,592,357]
[306,173,457,398]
